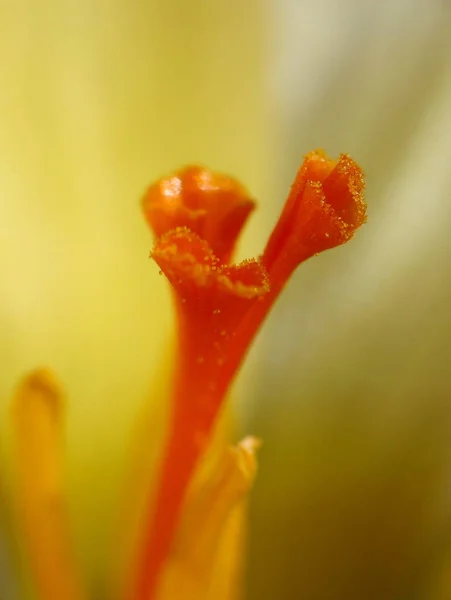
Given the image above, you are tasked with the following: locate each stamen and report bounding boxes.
[11,369,85,600]
[152,228,270,426]
[130,230,268,600]
[131,151,366,600]
[263,150,366,277]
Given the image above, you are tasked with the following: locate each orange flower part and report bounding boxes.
[142,166,256,263]
[131,150,366,600]
[263,150,366,282]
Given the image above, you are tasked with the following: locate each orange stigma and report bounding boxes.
[263,150,366,281]
[142,166,256,264]
[130,151,366,600]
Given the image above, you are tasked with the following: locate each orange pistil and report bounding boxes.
[131,150,366,600]
[263,150,366,284]
[142,166,256,264]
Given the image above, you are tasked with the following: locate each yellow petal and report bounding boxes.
[205,496,248,600]
[115,392,234,600]
[11,369,85,600]
[156,436,260,600]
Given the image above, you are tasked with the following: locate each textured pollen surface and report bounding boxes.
[152,227,270,300]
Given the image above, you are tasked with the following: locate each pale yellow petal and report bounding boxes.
[11,369,85,600]
[156,436,260,600]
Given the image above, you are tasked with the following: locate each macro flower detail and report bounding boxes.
[7,149,365,600]
[132,149,366,600]
[263,150,366,282]
[142,166,256,263]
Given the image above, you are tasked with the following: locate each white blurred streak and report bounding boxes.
[271,0,442,116]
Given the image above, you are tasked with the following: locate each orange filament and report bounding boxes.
[130,150,366,600]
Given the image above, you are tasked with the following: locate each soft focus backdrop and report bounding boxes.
[2,1,451,600]
[247,2,451,600]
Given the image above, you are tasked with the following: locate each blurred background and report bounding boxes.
[247,2,451,600]
[1,1,451,599]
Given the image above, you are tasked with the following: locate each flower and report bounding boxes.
[5,150,365,599]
